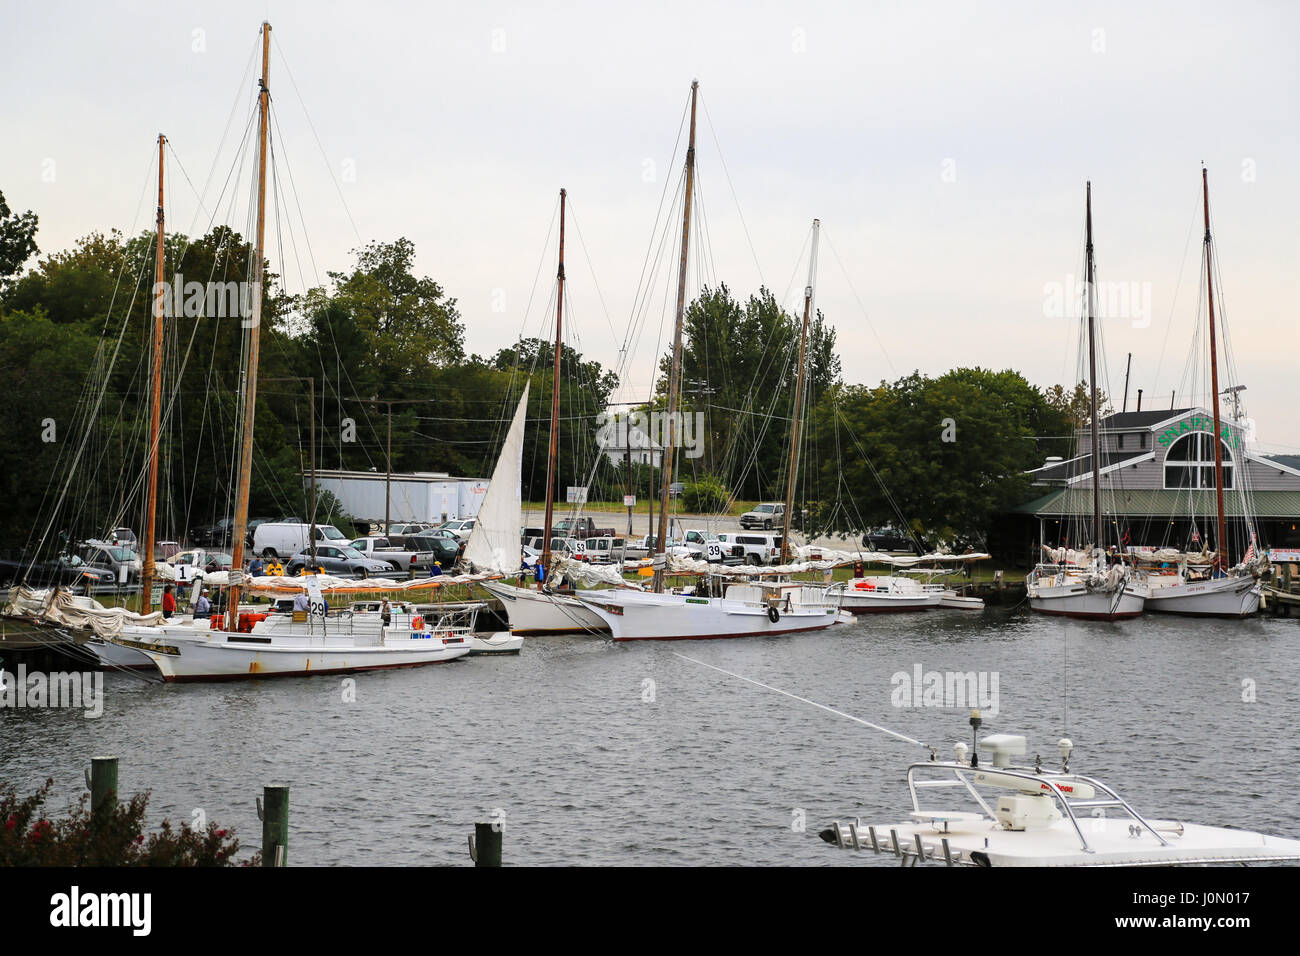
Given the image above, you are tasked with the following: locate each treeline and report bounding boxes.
[1,189,1086,553]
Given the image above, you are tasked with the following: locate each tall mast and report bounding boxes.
[226,21,271,630]
[141,133,166,614]
[780,218,819,563]
[1203,167,1228,564]
[541,187,566,579]
[1085,181,1102,552]
[653,80,698,593]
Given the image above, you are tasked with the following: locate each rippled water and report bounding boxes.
[3,608,1297,865]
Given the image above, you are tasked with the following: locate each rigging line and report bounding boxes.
[1150,190,1202,402]
[563,200,620,348]
[821,226,896,376]
[271,31,363,246]
[269,101,322,291]
[673,653,927,748]
[195,31,262,228]
[698,93,767,289]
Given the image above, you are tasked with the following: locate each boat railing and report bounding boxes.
[904,761,1172,855]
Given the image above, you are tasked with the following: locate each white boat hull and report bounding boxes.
[938,590,984,611]
[1145,574,1260,618]
[573,589,838,641]
[1027,581,1145,620]
[87,637,159,671]
[479,580,609,635]
[109,622,471,681]
[467,631,524,655]
[839,577,939,614]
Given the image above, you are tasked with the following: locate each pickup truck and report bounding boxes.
[349,536,436,573]
[682,529,744,565]
[552,516,616,539]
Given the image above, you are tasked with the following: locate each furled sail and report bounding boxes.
[463,383,529,573]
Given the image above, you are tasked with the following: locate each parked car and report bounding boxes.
[683,529,743,565]
[402,534,462,569]
[573,535,627,565]
[0,555,115,593]
[436,518,478,541]
[105,527,137,548]
[168,549,234,582]
[715,532,783,566]
[861,527,923,553]
[253,522,348,559]
[78,540,142,583]
[245,517,278,546]
[284,545,393,578]
[349,536,436,572]
[189,517,235,548]
[740,502,785,530]
[551,517,614,539]
[154,540,182,561]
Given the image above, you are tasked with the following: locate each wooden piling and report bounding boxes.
[469,822,502,867]
[261,784,289,866]
[90,756,118,822]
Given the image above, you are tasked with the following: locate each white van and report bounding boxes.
[253,522,348,559]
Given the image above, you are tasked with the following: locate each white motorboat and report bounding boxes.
[938,590,984,611]
[822,729,1300,866]
[836,576,940,614]
[479,579,609,635]
[572,587,839,641]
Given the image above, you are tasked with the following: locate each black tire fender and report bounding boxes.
[767,605,780,624]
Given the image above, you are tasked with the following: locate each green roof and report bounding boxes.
[1009,489,1300,518]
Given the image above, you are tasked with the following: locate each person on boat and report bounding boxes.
[249,556,264,577]
[380,599,391,627]
[161,585,176,620]
[194,588,212,616]
[534,561,546,586]
[293,591,309,612]
[429,561,443,577]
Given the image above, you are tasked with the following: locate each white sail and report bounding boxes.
[463,383,529,573]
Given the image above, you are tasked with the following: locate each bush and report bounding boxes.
[682,475,730,514]
[0,778,258,866]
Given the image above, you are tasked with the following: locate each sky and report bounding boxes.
[3,0,1298,451]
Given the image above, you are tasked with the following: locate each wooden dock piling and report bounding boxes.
[261,785,289,866]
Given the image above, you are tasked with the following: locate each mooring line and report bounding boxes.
[672,652,927,749]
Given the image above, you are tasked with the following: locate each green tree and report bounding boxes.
[0,190,38,291]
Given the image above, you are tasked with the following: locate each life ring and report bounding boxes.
[411,615,424,630]
[767,605,780,624]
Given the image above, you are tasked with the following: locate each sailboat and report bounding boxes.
[475,188,609,636]
[1142,169,1264,618]
[573,83,838,641]
[88,22,474,679]
[1026,182,1145,620]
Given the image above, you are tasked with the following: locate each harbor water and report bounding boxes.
[3,608,1296,865]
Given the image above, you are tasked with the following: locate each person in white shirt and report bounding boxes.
[194,589,212,616]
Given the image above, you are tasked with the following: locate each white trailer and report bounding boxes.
[312,470,490,526]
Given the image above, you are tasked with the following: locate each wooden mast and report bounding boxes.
[541,188,566,581]
[1202,166,1228,565]
[226,21,271,630]
[780,219,819,563]
[141,133,166,614]
[1085,181,1103,552]
[653,80,698,593]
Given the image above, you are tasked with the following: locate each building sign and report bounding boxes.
[1268,549,1300,563]
[1156,415,1241,451]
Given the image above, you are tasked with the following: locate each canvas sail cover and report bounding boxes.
[463,383,529,573]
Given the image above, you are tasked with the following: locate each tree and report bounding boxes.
[0,190,38,291]
[811,368,1062,547]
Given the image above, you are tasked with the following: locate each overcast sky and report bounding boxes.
[4,0,1297,451]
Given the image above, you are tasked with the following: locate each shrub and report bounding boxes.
[0,778,259,866]
[682,475,730,514]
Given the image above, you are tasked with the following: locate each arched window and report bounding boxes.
[1163,432,1233,489]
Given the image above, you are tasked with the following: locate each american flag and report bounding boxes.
[1244,532,1257,563]
[1191,524,1200,544]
